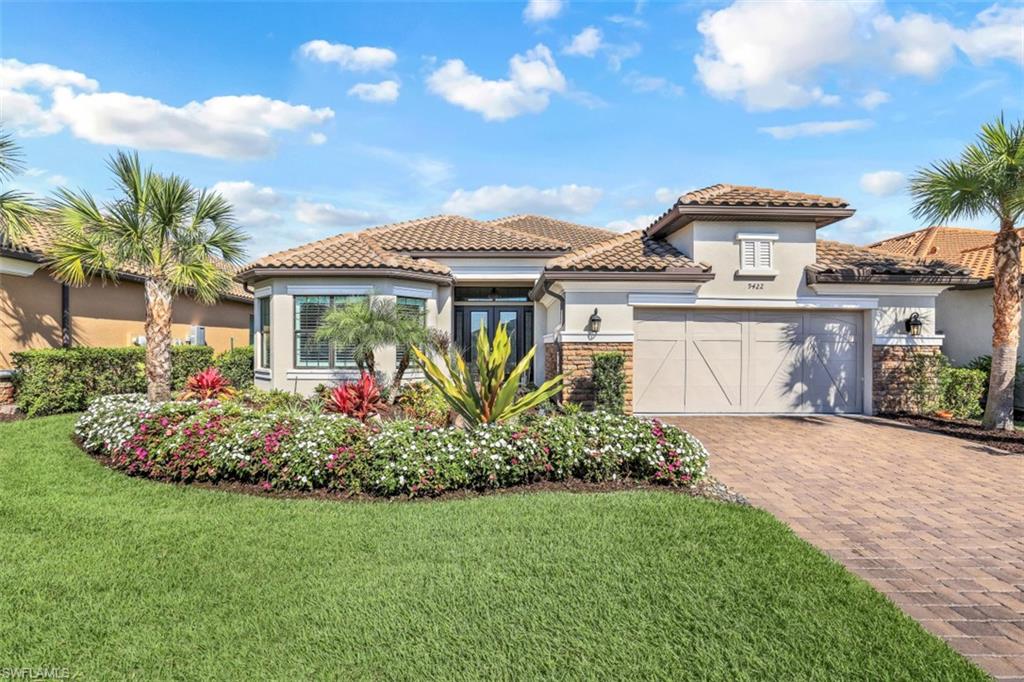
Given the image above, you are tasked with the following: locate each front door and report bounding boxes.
[454,306,534,380]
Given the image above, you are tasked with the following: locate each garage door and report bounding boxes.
[633,309,862,414]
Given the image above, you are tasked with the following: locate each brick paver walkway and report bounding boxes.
[666,415,1024,680]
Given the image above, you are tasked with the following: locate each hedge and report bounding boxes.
[214,346,254,390]
[12,345,214,417]
[592,351,626,414]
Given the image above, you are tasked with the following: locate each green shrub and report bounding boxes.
[907,353,985,419]
[12,345,214,417]
[215,346,254,389]
[395,382,450,425]
[941,367,986,419]
[76,400,711,497]
[592,351,626,413]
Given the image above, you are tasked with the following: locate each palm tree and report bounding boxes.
[910,115,1024,430]
[47,151,248,401]
[0,129,40,243]
[315,298,447,399]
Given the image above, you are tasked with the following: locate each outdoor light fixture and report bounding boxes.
[905,312,923,336]
[588,308,602,334]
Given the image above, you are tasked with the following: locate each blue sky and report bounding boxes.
[3,0,1022,257]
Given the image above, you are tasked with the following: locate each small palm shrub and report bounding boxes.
[326,372,385,421]
[412,323,563,426]
[180,367,235,401]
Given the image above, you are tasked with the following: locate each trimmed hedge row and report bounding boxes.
[11,345,253,417]
[76,395,710,497]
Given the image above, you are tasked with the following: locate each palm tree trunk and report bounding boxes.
[144,278,174,401]
[390,351,411,402]
[983,223,1020,430]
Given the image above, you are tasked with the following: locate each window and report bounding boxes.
[396,296,427,368]
[257,297,271,369]
[737,234,778,273]
[454,287,531,302]
[294,295,366,369]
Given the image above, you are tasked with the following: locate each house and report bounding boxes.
[869,225,1024,402]
[235,184,975,415]
[1,220,254,401]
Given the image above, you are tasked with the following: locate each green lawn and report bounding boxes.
[0,415,984,681]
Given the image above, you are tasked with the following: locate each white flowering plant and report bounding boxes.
[76,394,709,497]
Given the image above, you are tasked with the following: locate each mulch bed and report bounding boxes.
[882,413,1024,454]
[78,438,747,505]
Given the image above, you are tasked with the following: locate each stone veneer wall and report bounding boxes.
[0,379,13,406]
[555,342,634,414]
[872,344,940,414]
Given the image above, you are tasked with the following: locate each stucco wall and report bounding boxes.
[667,220,818,299]
[1,268,251,369]
[935,287,1021,366]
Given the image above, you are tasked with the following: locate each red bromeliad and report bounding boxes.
[326,372,386,421]
[180,367,235,401]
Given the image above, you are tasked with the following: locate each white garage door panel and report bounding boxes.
[633,310,862,414]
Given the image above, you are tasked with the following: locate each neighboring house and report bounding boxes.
[870,225,1024,402]
[1,221,253,400]
[236,184,975,415]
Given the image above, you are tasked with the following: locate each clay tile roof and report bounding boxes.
[487,214,616,249]
[677,183,849,209]
[4,218,252,301]
[242,227,451,277]
[365,214,569,252]
[868,226,997,259]
[545,230,710,273]
[810,240,972,281]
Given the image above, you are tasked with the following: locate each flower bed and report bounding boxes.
[76,394,710,498]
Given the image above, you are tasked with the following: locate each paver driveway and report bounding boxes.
[667,415,1024,681]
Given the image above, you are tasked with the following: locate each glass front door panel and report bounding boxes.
[469,310,489,365]
[454,304,533,383]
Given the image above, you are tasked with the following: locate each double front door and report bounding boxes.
[454,305,534,380]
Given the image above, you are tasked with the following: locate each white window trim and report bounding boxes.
[286,285,374,295]
[255,295,272,371]
[394,285,432,299]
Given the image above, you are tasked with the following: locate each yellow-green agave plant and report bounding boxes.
[411,323,563,427]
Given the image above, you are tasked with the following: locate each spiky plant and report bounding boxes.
[0,129,39,243]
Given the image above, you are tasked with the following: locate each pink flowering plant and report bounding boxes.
[75,393,709,498]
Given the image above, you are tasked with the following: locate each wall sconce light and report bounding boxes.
[905,312,923,336]
[588,308,602,334]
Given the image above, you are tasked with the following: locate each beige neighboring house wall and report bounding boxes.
[1,266,252,370]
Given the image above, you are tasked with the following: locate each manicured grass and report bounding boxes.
[0,415,984,680]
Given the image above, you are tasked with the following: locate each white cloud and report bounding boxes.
[0,58,98,91]
[564,27,603,57]
[426,44,566,121]
[46,174,67,185]
[347,80,400,103]
[49,88,333,159]
[758,119,873,140]
[958,5,1024,65]
[0,58,334,158]
[299,40,397,71]
[24,168,45,177]
[294,199,382,227]
[820,214,890,245]
[606,14,647,29]
[694,0,862,110]
[858,89,890,110]
[623,72,684,96]
[873,12,959,78]
[523,0,563,23]
[606,214,656,232]
[212,181,286,227]
[442,184,602,216]
[356,144,453,187]
[694,2,1024,111]
[308,132,327,145]
[859,170,906,197]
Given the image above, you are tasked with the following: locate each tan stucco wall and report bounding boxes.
[1,268,251,369]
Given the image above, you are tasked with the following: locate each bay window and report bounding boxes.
[294,295,366,369]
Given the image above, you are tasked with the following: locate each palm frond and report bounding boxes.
[0,129,26,181]
[0,189,39,243]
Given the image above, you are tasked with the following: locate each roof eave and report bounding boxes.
[646,205,856,239]
[805,269,977,286]
[399,249,568,258]
[235,266,454,285]
[531,269,715,300]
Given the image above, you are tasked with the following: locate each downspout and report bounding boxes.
[542,280,566,387]
[61,284,71,348]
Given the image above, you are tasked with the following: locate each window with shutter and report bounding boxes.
[293,295,366,369]
[396,296,427,369]
[738,235,776,272]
